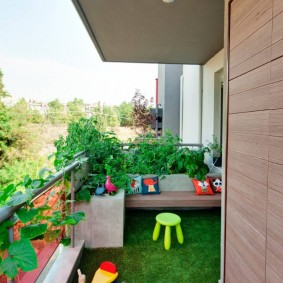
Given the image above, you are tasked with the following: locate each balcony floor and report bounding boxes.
[74,208,221,283]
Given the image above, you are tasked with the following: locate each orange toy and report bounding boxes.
[92,261,118,283]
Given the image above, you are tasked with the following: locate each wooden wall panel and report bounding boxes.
[226,242,262,283]
[273,0,283,16]
[227,0,283,281]
[229,84,270,113]
[230,0,265,30]
[230,22,272,68]
[266,265,283,283]
[230,47,271,79]
[272,38,283,60]
[268,162,283,194]
[227,184,267,237]
[270,81,283,109]
[229,111,269,135]
[226,205,266,280]
[271,56,283,83]
[227,169,268,209]
[269,136,283,164]
[228,150,268,185]
[269,109,283,136]
[272,11,283,44]
[229,63,270,95]
[266,190,283,280]
[228,133,268,159]
[230,0,272,50]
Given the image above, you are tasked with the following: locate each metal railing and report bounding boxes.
[0,151,86,283]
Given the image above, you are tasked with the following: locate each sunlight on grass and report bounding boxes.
[75,209,221,283]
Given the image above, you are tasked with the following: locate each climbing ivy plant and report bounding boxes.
[0,170,85,279]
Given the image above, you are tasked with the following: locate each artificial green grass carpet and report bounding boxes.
[75,208,221,283]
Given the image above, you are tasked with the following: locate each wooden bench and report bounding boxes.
[125,191,221,209]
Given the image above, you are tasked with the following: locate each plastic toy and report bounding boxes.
[92,261,118,283]
[105,176,118,194]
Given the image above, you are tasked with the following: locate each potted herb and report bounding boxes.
[208,135,222,167]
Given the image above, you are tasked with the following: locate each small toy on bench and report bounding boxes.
[92,261,119,283]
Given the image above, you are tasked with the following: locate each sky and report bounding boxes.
[0,0,158,105]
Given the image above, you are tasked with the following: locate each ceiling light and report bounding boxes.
[163,0,174,3]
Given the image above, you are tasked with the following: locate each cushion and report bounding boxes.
[209,177,222,193]
[192,178,214,195]
[142,176,160,195]
[127,175,142,194]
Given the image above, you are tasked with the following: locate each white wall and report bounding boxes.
[202,49,224,146]
[180,65,202,144]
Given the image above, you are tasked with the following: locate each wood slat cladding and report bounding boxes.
[271,56,283,83]
[229,111,269,135]
[230,21,272,68]
[230,0,272,50]
[272,39,283,60]
[226,242,263,283]
[266,265,283,283]
[272,11,283,44]
[228,150,268,185]
[266,213,283,278]
[268,162,283,194]
[226,205,266,280]
[227,181,267,236]
[270,80,283,109]
[228,132,269,159]
[230,0,265,30]
[229,84,270,113]
[273,0,283,17]
[227,169,268,209]
[269,109,283,136]
[226,0,283,281]
[230,47,271,79]
[229,63,270,95]
[269,136,283,164]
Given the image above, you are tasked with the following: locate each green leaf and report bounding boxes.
[44,229,61,243]
[76,189,91,202]
[16,207,39,224]
[56,211,85,226]
[0,184,16,204]
[7,189,33,206]
[23,175,32,187]
[20,224,48,239]
[1,256,18,278]
[0,215,18,233]
[0,230,10,251]
[61,236,71,246]
[8,238,37,272]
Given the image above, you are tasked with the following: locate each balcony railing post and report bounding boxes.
[70,170,75,248]
[7,218,15,283]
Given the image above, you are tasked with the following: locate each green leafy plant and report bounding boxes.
[0,172,86,279]
[207,135,222,158]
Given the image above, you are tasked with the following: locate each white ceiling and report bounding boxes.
[72,0,224,64]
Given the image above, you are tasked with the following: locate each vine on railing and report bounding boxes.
[0,161,86,280]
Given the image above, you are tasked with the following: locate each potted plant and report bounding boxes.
[208,135,222,167]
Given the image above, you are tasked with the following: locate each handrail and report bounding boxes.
[0,160,81,224]
[120,143,203,147]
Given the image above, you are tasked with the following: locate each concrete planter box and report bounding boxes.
[74,190,125,248]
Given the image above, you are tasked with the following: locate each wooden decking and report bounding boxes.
[125,191,221,209]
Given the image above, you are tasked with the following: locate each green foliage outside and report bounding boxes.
[53,118,210,199]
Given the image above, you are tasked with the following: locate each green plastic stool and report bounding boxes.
[152,212,184,250]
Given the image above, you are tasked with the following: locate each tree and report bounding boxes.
[47,99,67,124]
[115,102,133,127]
[131,90,154,133]
[0,70,12,163]
[67,98,85,123]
